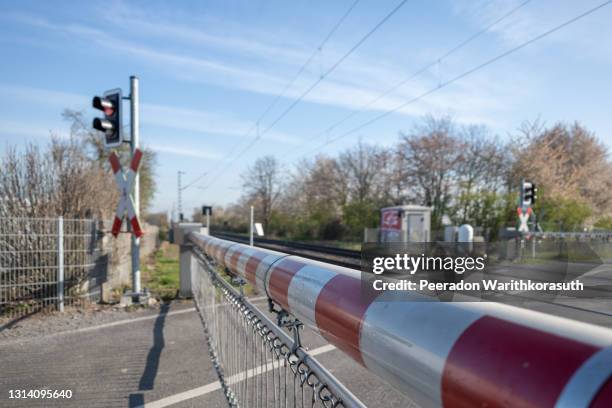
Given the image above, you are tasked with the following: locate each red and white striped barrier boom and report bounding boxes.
[190,233,612,408]
[109,150,143,238]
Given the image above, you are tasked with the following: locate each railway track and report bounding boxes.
[211,231,361,269]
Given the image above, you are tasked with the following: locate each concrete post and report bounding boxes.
[175,223,206,298]
[179,246,194,298]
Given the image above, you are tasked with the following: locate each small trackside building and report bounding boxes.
[380,204,432,242]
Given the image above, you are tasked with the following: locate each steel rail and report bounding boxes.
[212,232,360,269]
[212,232,360,257]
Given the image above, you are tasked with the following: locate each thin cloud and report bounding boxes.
[0,83,302,145]
[0,120,66,140]
[8,12,521,124]
[148,143,222,160]
[100,3,310,66]
[0,84,86,108]
[142,103,301,145]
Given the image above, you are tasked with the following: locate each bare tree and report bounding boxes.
[333,141,391,231]
[0,137,117,219]
[279,155,347,238]
[376,145,409,206]
[241,155,284,229]
[336,141,386,204]
[399,116,463,229]
[231,116,612,240]
[511,121,612,213]
[452,125,511,231]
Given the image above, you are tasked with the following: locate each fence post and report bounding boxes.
[57,216,64,312]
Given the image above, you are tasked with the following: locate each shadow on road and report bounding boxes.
[129,303,170,407]
[0,308,40,332]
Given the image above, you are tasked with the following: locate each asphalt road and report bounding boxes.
[0,303,227,408]
[1,272,611,408]
[0,297,418,408]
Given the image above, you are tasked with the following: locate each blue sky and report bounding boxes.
[1,0,611,215]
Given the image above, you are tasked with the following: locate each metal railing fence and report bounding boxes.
[0,217,105,318]
[192,247,365,408]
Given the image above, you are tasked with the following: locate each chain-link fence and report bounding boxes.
[192,247,365,408]
[0,217,107,318]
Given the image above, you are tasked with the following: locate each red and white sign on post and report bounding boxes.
[517,206,532,233]
[109,149,144,238]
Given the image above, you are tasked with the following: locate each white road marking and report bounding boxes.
[52,307,196,335]
[0,308,197,346]
[137,344,337,408]
[2,298,264,345]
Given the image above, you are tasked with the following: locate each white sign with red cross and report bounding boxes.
[109,149,144,238]
[517,206,532,233]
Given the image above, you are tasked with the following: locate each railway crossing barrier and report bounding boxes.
[183,231,612,407]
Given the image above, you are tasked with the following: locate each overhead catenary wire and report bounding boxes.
[254,0,361,127]
[203,0,409,190]
[280,0,533,158]
[302,0,612,157]
[179,1,361,197]
[257,0,409,139]
[181,171,209,191]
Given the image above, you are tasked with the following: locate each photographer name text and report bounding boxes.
[372,279,584,291]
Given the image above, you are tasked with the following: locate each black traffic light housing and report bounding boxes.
[522,181,538,206]
[92,88,122,148]
[202,206,213,216]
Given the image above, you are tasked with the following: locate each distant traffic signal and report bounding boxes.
[92,89,122,148]
[202,206,213,216]
[522,181,538,206]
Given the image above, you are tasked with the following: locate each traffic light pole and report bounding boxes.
[177,171,185,221]
[130,75,141,297]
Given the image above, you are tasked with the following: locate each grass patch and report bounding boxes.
[218,269,256,297]
[144,242,180,301]
[143,241,260,301]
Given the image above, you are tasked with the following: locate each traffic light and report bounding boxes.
[92,89,122,148]
[522,181,538,206]
[202,206,213,216]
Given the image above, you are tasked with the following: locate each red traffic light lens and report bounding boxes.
[92,96,115,116]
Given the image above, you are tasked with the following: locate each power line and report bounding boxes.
[258,0,409,139]
[206,0,362,171]
[197,0,362,190]
[304,0,612,156]
[203,0,408,189]
[254,0,361,127]
[281,0,532,158]
[181,171,209,191]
